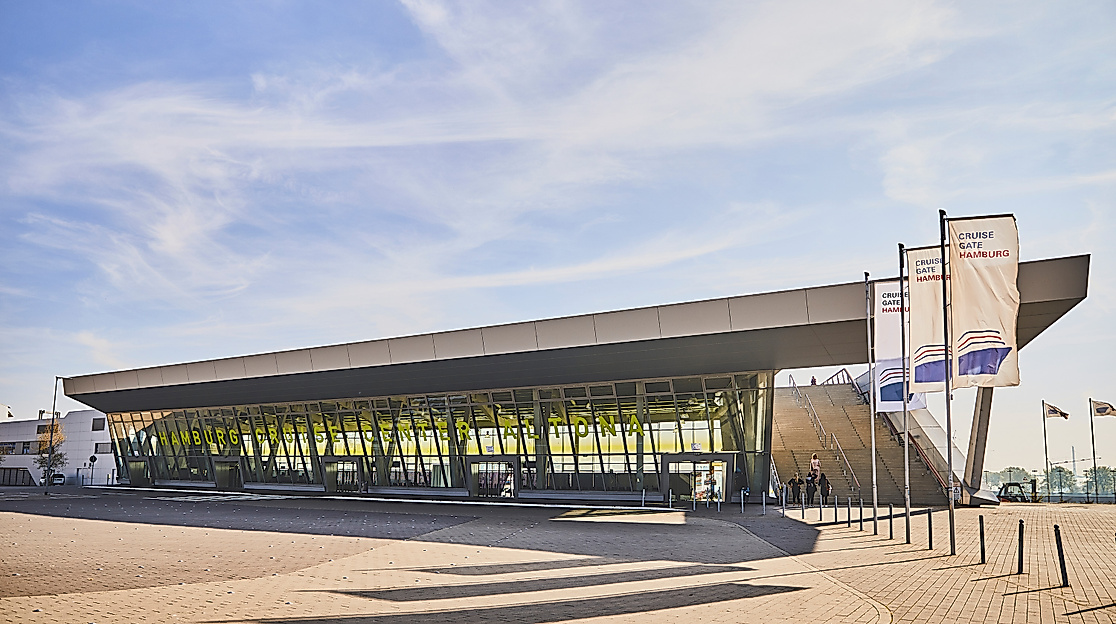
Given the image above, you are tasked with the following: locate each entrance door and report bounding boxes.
[468,456,519,498]
[660,453,735,505]
[126,459,151,487]
[321,458,361,493]
[214,460,243,490]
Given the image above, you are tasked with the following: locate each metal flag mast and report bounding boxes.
[1042,400,1050,502]
[938,209,956,556]
[1089,398,1098,503]
[865,272,879,535]
[899,243,912,543]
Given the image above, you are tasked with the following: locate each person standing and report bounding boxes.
[819,472,831,505]
[805,472,817,506]
[789,472,803,504]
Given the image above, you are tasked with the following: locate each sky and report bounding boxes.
[1,1,1114,474]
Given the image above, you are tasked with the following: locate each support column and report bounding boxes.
[964,387,994,490]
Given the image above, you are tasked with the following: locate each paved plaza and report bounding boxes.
[1,488,1114,623]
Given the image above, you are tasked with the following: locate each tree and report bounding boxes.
[1084,466,1115,495]
[982,470,1001,488]
[998,466,1030,485]
[1042,466,1076,495]
[33,421,67,482]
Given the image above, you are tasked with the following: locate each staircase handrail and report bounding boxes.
[822,367,870,405]
[829,432,861,492]
[804,394,827,447]
[788,374,803,406]
[769,456,781,498]
[879,411,950,498]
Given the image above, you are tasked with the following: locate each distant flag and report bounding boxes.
[1093,401,1116,417]
[1045,403,1069,419]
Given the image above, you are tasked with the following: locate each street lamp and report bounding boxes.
[44,376,60,494]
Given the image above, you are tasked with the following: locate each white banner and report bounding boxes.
[948,216,1020,387]
[872,280,927,410]
[906,246,948,393]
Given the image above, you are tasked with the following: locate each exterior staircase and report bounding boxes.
[772,383,948,506]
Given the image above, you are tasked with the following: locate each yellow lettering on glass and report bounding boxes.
[573,417,589,438]
[192,430,202,445]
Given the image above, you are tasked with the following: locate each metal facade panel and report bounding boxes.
[593,308,661,344]
[186,361,217,383]
[433,329,484,360]
[243,354,279,377]
[535,315,596,350]
[805,284,864,324]
[1018,254,1089,303]
[389,335,435,363]
[275,350,313,374]
[347,341,391,368]
[658,299,731,338]
[72,376,96,394]
[113,370,140,391]
[481,322,538,355]
[310,345,351,371]
[92,373,117,392]
[729,290,808,330]
[213,358,247,380]
[62,378,76,395]
[136,368,164,388]
[160,365,189,385]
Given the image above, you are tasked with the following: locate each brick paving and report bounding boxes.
[0,488,1113,623]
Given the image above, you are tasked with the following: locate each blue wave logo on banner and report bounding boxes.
[956,329,1013,376]
[912,344,947,383]
[878,367,906,402]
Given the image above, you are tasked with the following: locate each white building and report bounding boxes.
[0,410,112,486]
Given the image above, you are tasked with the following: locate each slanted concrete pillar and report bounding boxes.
[964,387,994,489]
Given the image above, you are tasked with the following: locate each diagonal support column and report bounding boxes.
[964,387,994,489]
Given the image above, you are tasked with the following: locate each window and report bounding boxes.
[92,418,106,431]
[36,424,48,434]
[21,442,32,454]
[95,442,112,454]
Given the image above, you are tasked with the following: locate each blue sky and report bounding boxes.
[1,1,1114,474]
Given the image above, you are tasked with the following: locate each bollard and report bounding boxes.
[889,504,894,539]
[742,489,746,514]
[905,506,911,545]
[761,488,765,515]
[928,509,933,550]
[801,494,805,519]
[847,497,852,528]
[1054,524,1069,587]
[693,496,696,511]
[642,489,646,507]
[781,488,786,517]
[1016,519,1024,574]
[669,489,672,509]
[859,497,864,531]
[833,494,838,523]
[979,515,986,564]
[819,494,823,521]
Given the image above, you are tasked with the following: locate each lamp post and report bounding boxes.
[44,376,60,494]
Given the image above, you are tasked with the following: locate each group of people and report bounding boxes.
[787,452,831,506]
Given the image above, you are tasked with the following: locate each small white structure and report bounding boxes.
[0,410,112,486]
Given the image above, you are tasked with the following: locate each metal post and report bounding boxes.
[1090,399,1099,504]
[979,515,986,564]
[642,489,645,507]
[928,509,933,550]
[819,492,823,521]
[761,488,765,516]
[939,210,956,556]
[889,503,894,539]
[847,497,852,528]
[859,497,864,531]
[865,272,879,536]
[743,488,746,514]
[1054,524,1069,587]
[899,243,912,545]
[1016,519,1024,574]
[801,493,805,519]
[669,489,672,508]
[834,494,838,523]
[1043,401,1050,503]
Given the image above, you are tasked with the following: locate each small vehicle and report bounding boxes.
[997,481,1034,503]
[49,473,66,486]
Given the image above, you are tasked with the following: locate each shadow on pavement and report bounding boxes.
[244,583,803,624]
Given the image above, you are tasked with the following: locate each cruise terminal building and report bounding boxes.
[63,255,1089,504]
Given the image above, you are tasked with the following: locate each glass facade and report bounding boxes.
[108,371,773,500]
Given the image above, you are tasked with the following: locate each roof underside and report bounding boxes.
[66,255,1089,413]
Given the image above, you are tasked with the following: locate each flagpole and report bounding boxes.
[1042,400,1050,503]
[899,243,911,543]
[938,209,955,556]
[1090,398,1098,504]
[865,272,878,535]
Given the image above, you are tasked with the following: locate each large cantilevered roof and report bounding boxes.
[64,255,1089,413]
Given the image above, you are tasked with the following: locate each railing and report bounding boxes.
[788,374,803,406]
[823,367,870,404]
[879,411,950,499]
[829,433,860,493]
[769,456,781,499]
[803,394,827,447]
